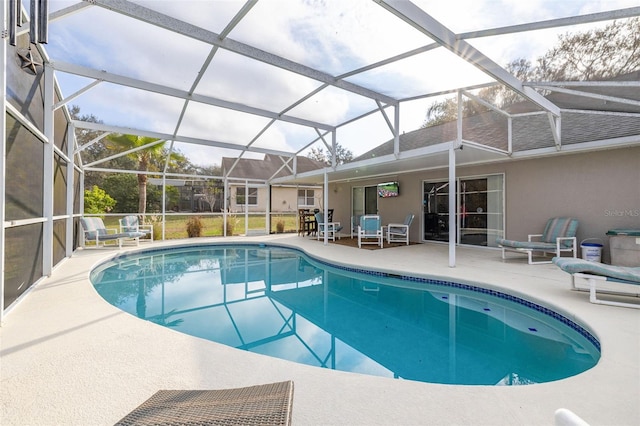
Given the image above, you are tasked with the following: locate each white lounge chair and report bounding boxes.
[386,213,414,245]
[553,257,640,309]
[120,215,154,242]
[81,217,146,248]
[315,212,343,241]
[357,215,383,248]
[497,217,578,264]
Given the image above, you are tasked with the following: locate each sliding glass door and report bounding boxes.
[422,174,503,247]
[352,186,378,234]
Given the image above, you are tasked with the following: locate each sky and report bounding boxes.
[41,0,638,167]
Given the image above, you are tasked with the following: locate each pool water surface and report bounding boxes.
[90,244,600,385]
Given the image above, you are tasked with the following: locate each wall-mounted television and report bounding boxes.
[378,181,399,198]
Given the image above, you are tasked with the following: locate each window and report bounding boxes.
[236,187,257,205]
[298,189,315,206]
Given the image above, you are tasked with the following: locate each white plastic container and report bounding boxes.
[581,239,603,262]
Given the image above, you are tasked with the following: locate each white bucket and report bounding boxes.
[581,239,603,262]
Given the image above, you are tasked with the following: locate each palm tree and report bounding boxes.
[104,134,166,216]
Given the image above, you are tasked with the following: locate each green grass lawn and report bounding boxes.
[101,213,299,240]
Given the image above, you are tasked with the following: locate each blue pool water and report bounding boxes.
[90,244,600,385]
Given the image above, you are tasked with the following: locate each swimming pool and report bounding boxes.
[90,243,600,385]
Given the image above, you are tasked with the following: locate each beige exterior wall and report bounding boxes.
[327,146,639,262]
[270,186,323,213]
[228,184,323,213]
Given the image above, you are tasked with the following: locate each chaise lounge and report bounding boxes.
[553,257,640,309]
[497,217,579,264]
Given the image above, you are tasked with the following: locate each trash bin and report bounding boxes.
[606,229,640,266]
[580,239,603,262]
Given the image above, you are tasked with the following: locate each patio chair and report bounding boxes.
[350,215,361,238]
[314,212,343,241]
[496,217,578,264]
[386,213,414,245]
[357,215,383,248]
[553,257,640,309]
[120,215,154,242]
[81,217,146,249]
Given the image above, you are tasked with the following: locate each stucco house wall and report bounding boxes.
[271,186,323,213]
[227,184,323,213]
[327,145,639,263]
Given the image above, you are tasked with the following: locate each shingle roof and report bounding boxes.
[355,73,640,161]
[222,154,325,181]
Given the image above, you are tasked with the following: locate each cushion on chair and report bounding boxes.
[388,226,408,235]
[496,238,556,250]
[553,257,640,283]
[81,217,108,239]
[121,215,139,232]
[361,216,381,233]
[542,218,578,247]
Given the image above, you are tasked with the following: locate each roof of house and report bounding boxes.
[221,154,325,182]
[355,72,640,162]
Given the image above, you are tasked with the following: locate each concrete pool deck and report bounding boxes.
[1,235,639,425]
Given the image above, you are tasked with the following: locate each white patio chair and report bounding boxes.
[386,213,414,245]
[357,215,383,248]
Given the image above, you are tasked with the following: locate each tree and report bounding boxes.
[307,143,354,165]
[105,134,164,216]
[537,17,640,81]
[70,106,140,190]
[422,17,640,127]
[84,185,116,214]
[102,174,138,213]
[423,96,492,128]
[190,165,223,212]
[103,134,190,216]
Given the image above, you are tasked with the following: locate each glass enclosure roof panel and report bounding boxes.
[39,0,640,174]
[54,72,99,100]
[47,5,212,91]
[413,0,634,34]
[345,48,494,100]
[130,0,245,34]
[170,142,262,169]
[286,86,378,127]
[69,83,186,134]
[178,102,273,146]
[250,122,323,154]
[228,0,433,76]
[337,112,397,157]
[398,97,446,131]
[466,18,638,77]
[195,49,325,114]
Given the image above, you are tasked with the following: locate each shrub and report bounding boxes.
[146,215,162,241]
[186,216,203,238]
[84,185,116,214]
[276,218,285,233]
[221,214,238,236]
